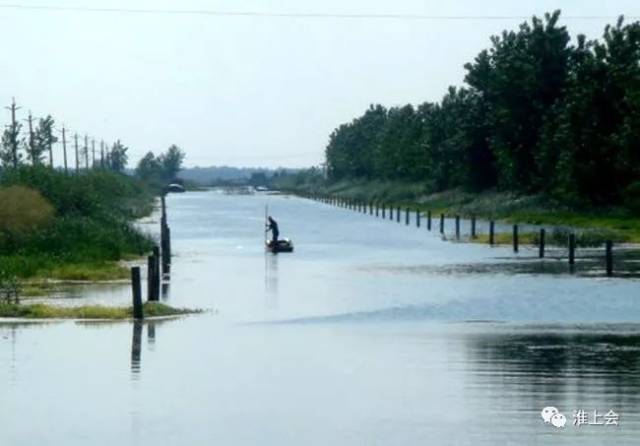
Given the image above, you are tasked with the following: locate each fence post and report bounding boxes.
[568,233,576,265]
[427,210,432,231]
[131,267,144,319]
[455,215,460,240]
[153,246,160,300]
[439,213,445,234]
[375,203,379,217]
[416,210,421,228]
[471,216,476,239]
[513,225,519,253]
[147,255,155,301]
[539,228,545,258]
[397,206,401,223]
[606,240,613,277]
[405,208,409,226]
[489,221,495,246]
[382,204,386,219]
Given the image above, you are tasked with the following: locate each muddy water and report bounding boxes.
[1,191,639,445]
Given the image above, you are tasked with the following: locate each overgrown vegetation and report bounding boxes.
[0,166,155,281]
[322,11,640,209]
[0,301,198,319]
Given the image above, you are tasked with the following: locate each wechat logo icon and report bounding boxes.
[541,407,566,428]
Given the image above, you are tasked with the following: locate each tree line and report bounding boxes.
[0,99,131,173]
[325,11,640,206]
[0,99,187,183]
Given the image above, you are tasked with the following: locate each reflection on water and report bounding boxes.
[131,321,143,377]
[265,253,279,310]
[463,325,640,443]
[130,321,160,378]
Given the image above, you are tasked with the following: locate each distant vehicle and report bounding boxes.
[266,238,294,253]
[254,186,269,192]
[166,183,186,193]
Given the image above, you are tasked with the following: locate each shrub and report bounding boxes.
[0,185,54,233]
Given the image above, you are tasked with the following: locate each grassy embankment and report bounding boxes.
[0,301,197,319]
[0,166,156,296]
[285,179,640,245]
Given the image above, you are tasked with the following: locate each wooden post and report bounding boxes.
[606,240,613,277]
[568,233,576,265]
[455,215,460,240]
[405,208,409,225]
[382,204,386,219]
[513,225,519,253]
[131,267,144,319]
[152,246,160,301]
[539,228,545,258]
[489,221,495,246]
[471,216,476,239]
[375,203,379,217]
[439,213,444,234]
[147,255,155,301]
[397,206,401,223]
[416,209,420,228]
[389,206,393,220]
[427,210,432,231]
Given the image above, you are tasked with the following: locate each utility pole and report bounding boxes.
[61,126,68,174]
[91,138,96,169]
[74,133,79,174]
[84,134,89,170]
[4,98,21,169]
[48,126,54,168]
[26,111,35,165]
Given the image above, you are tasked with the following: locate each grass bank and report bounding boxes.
[0,302,198,320]
[289,179,640,244]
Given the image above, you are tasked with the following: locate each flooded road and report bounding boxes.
[2,191,640,445]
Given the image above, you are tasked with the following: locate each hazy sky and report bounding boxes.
[0,0,638,168]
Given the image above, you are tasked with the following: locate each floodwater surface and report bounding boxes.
[1,191,639,445]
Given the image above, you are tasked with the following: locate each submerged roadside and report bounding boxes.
[281,179,640,245]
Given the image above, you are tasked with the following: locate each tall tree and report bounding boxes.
[109,140,129,172]
[159,144,185,180]
[33,115,58,166]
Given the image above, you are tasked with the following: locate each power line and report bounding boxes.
[0,4,637,20]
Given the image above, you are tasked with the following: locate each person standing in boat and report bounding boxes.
[266,216,279,246]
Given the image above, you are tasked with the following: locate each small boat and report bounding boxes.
[266,238,294,253]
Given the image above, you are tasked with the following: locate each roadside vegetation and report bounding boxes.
[0,301,198,320]
[0,99,188,308]
[274,11,640,243]
[0,166,154,282]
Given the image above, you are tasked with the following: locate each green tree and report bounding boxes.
[135,151,161,181]
[0,121,23,169]
[109,140,129,172]
[33,115,58,166]
[158,144,185,180]
[464,10,571,191]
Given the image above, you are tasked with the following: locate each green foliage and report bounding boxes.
[108,140,129,172]
[0,186,55,233]
[134,145,186,190]
[0,166,153,279]
[0,120,22,168]
[32,115,58,165]
[324,11,640,207]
